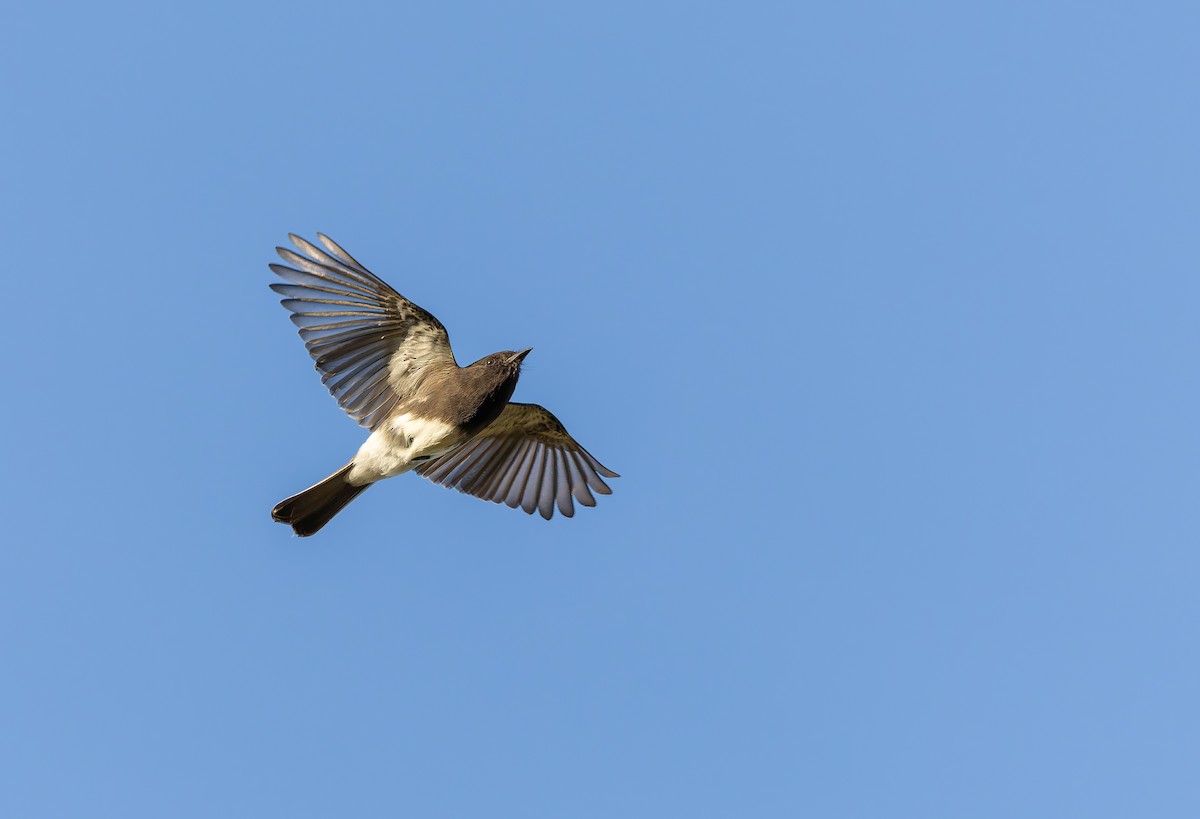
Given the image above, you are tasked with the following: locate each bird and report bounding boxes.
[268,232,619,536]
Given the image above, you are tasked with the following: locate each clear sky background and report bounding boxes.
[3,2,1198,816]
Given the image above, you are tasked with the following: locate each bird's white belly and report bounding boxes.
[348,413,460,484]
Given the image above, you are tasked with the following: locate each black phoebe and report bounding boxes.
[269,233,619,536]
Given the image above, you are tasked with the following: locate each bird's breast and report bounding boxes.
[348,413,465,484]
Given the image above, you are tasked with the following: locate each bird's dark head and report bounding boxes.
[467,347,532,393]
[471,348,532,376]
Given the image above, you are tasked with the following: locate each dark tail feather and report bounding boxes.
[272,463,369,537]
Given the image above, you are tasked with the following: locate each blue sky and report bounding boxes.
[3,2,1198,816]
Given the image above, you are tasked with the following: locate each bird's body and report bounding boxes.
[346,352,523,485]
[268,233,618,536]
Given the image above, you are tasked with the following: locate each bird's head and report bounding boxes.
[472,348,532,374]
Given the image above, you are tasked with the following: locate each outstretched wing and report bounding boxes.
[270,233,456,430]
[414,403,619,520]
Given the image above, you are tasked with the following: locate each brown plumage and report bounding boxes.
[271,464,369,537]
[269,233,618,536]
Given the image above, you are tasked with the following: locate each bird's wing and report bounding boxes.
[414,402,619,519]
[270,233,456,430]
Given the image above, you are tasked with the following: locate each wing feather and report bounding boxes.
[492,439,533,504]
[505,439,541,510]
[554,451,574,518]
[415,403,618,519]
[270,234,455,429]
[563,452,596,507]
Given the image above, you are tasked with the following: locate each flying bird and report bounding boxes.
[268,233,618,536]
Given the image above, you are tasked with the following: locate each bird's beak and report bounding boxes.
[508,348,533,365]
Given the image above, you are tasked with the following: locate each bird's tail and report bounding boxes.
[272,463,369,537]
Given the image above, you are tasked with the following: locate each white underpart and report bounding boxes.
[347,413,460,485]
